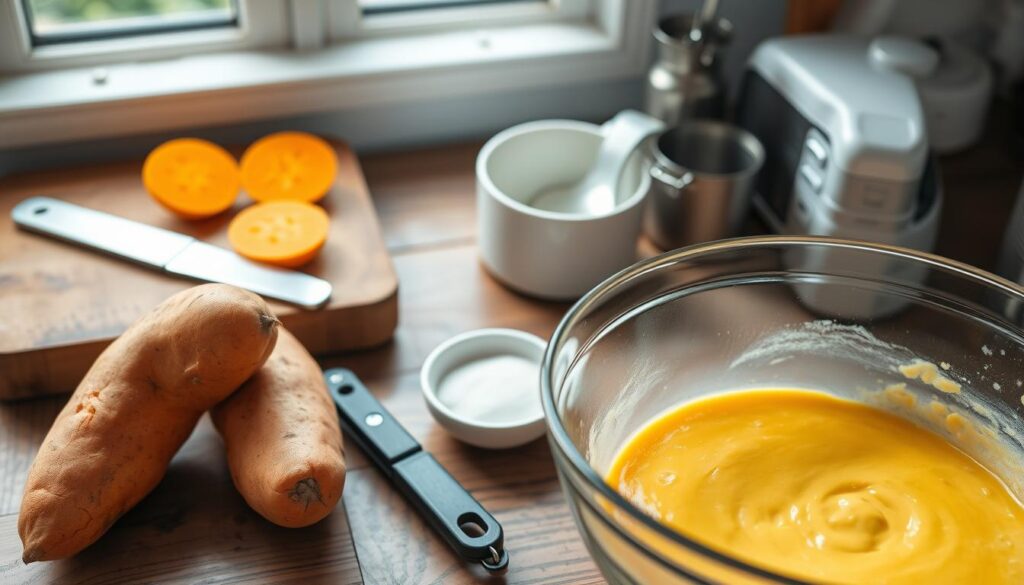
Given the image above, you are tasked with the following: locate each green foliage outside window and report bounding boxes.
[28,0,231,26]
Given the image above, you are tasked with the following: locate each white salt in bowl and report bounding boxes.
[421,328,548,449]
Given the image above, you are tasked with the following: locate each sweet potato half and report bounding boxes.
[212,327,345,528]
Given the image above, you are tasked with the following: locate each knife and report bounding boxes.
[11,196,332,310]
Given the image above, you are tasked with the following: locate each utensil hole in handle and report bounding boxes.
[337,383,354,395]
[457,512,488,538]
[33,206,48,215]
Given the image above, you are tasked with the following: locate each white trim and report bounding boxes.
[291,0,327,50]
[0,1,35,71]
[0,0,656,150]
[326,0,363,38]
[555,0,593,20]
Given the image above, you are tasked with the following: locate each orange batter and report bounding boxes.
[607,390,1024,584]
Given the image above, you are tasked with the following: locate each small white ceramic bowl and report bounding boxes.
[421,328,547,449]
[476,119,651,300]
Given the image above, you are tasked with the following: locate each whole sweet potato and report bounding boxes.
[212,327,345,528]
[19,284,279,562]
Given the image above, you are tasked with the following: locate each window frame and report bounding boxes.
[0,0,290,72]
[328,0,591,39]
[0,0,656,150]
[23,0,240,47]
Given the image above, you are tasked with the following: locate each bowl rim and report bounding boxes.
[540,235,1024,581]
[421,327,548,431]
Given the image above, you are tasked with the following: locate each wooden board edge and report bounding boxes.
[0,283,400,402]
[282,284,400,357]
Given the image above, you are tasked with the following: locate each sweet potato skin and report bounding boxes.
[212,328,345,528]
[19,284,279,562]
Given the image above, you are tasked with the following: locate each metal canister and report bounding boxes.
[645,13,732,126]
[644,121,765,250]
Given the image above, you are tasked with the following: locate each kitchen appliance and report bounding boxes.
[541,237,1024,583]
[327,369,509,573]
[831,0,995,151]
[644,11,731,126]
[735,35,942,253]
[644,120,764,249]
[12,197,332,309]
[915,37,993,153]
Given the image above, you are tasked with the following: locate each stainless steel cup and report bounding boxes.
[644,120,764,249]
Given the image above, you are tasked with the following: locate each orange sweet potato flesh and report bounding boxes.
[211,328,345,528]
[19,284,279,563]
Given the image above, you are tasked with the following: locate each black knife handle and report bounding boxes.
[327,368,419,475]
[325,368,509,573]
[394,451,508,570]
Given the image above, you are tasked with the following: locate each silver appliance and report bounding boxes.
[735,35,942,254]
[735,35,945,319]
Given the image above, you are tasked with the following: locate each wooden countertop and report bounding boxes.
[0,104,1021,584]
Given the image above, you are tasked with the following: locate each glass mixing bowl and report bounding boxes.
[541,236,1024,584]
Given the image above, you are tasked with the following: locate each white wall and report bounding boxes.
[0,0,786,176]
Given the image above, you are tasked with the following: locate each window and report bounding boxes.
[324,0,594,46]
[360,0,536,14]
[1,1,601,71]
[0,0,289,71]
[23,0,238,46]
[0,0,654,150]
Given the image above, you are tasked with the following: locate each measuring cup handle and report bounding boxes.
[651,166,694,194]
[600,109,666,139]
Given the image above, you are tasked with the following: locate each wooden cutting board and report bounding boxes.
[0,141,398,400]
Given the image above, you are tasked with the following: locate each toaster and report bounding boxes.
[736,35,942,253]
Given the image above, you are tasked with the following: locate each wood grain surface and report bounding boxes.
[0,417,362,585]
[0,141,398,400]
[0,104,1020,584]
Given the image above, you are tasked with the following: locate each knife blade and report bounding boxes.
[12,196,332,310]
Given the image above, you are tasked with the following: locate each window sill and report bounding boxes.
[0,10,653,150]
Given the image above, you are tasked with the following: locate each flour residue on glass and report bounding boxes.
[437,355,541,424]
[729,319,916,371]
